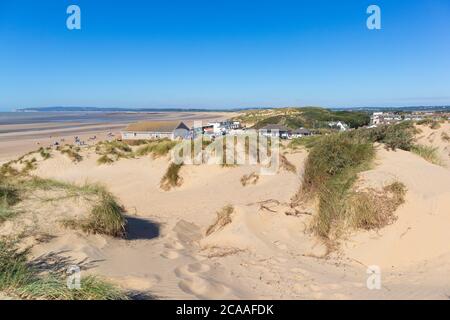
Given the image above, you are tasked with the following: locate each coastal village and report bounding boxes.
[117,109,450,143]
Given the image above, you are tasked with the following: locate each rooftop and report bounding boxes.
[124,121,189,132]
[260,124,291,131]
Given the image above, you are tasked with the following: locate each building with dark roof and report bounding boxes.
[121,121,190,140]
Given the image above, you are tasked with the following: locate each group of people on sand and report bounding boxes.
[36,132,116,149]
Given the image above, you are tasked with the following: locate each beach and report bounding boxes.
[0,111,235,163]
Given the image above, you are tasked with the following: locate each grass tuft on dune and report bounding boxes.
[206,205,234,236]
[136,139,178,158]
[82,191,126,237]
[411,144,443,166]
[39,147,51,160]
[2,176,127,238]
[97,154,115,165]
[0,240,127,300]
[280,154,296,173]
[346,182,407,231]
[0,183,20,223]
[95,140,133,165]
[300,133,376,241]
[240,172,259,187]
[160,162,183,191]
[59,145,83,162]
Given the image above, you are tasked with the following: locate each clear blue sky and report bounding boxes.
[1,0,449,111]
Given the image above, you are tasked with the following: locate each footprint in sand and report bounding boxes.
[273,241,288,251]
[164,239,185,250]
[175,262,211,278]
[178,277,229,299]
[161,250,180,259]
[175,261,229,299]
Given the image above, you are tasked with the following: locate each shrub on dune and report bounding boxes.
[301,134,376,240]
[302,134,375,195]
[348,122,416,151]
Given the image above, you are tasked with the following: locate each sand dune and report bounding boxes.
[343,146,450,268]
[2,137,450,299]
[415,123,450,168]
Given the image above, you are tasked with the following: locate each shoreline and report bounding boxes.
[0,111,236,163]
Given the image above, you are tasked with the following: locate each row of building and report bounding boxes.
[120,120,316,141]
[371,111,450,126]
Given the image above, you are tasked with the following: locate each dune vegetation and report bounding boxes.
[160,162,183,191]
[346,182,407,231]
[300,133,376,241]
[411,144,443,166]
[0,240,127,300]
[135,139,178,158]
[417,118,442,129]
[206,205,234,236]
[279,154,296,173]
[38,147,51,160]
[294,123,418,244]
[240,172,259,187]
[0,182,20,223]
[58,145,83,162]
[0,159,127,238]
[95,140,133,165]
[234,107,370,130]
[26,178,127,237]
[0,159,128,299]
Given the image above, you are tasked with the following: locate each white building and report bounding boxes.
[121,121,190,141]
[328,121,349,131]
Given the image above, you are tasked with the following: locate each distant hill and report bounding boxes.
[15,106,250,113]
[234,107,371,130]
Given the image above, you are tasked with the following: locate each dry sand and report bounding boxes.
[415,122,450,168]
[1,128,450,299]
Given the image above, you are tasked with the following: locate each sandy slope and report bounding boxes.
[2,141,450,299]
[343,146,450,267]
[415,122,450,168]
